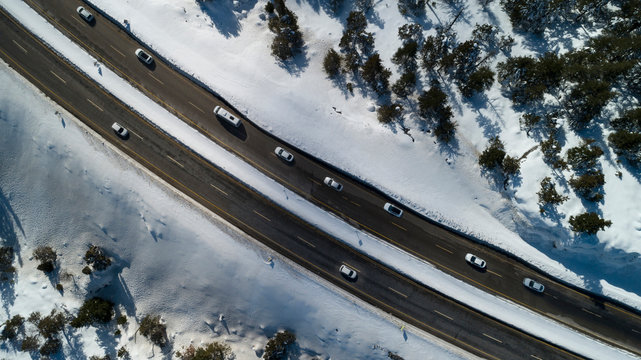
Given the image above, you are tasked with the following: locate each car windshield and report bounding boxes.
[391,207,400,214]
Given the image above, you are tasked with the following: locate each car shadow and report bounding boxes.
[217,120,247,141]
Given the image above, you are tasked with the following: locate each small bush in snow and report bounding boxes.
[117,346,130,359]
[539,133,567,170]
[388,351,405,360]
[263,330,296,360]
[537,177,568,207]
[377,103,403,124]
[71,297,115,328]
[139,314,167,348]
[84,245,112,271]
[569,212,612,234]
[1,314,24,340]
[89,356,111,360]
[82,265,93,275]
[117,315,128,326]
[33,246,57,273]
[20,335,39,352]
[176,341,234,360]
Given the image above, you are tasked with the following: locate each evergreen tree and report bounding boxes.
[139,314,167,348]
[391,41,418,71]
[84,245,111,271]
[611,108,641,132]
[569,212,612,234]
[502,155,521,176]
[497,56,545,105]
[177,341,234,360]
[460,66,494,97]
[478,136,506,170]
[71,298,115,327]
[565,80,615,128]
[323,49,342,77]
[20,335,39,352]
[420,28,455,72]
[37,309,66,340]
[39,338,61,356]
[361,53,391,95]
[609,130,641,163]
[398,23,422,43]
[569,170,605,201]
[534,52,565,90]
[392,71,417,97]
[263,330,296,360]
[537,177,568,206]
[1,315,24,340]
[265,0,304,61]
[566,139,603,171]
[519,113,541,136]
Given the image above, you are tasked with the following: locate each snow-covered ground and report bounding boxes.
[74,0,641,307]
[1,0,640,358]
[0,61,474,359]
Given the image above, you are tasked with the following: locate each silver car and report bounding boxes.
[111,122,129,138]
[384,202,403,217]
[274,146,294,162]
[523,277,545,293]
[339,264,357,280]
[323,177,343,191]
[465,253,486,269]
[76,6,94,22]
[135,48,153,65]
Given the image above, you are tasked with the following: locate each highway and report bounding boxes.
[2,0,641,358]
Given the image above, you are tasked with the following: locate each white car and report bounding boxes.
[76,6,94,22]
[465,253,486,269]
[274,146,294,162]
[323,177,343,191]
[383,202,403,217]
[214,105,241,127]
[339,264,357,280]
[523,278,545,293]
[135,48,153,65]
[111,122,129,138]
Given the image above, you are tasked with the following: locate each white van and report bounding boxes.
[214,106,241,127]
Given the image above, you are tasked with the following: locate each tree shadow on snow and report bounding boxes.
[197,0,258,38]
[0,186,23,315]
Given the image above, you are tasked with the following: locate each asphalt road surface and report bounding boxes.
[3,1,641,358]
